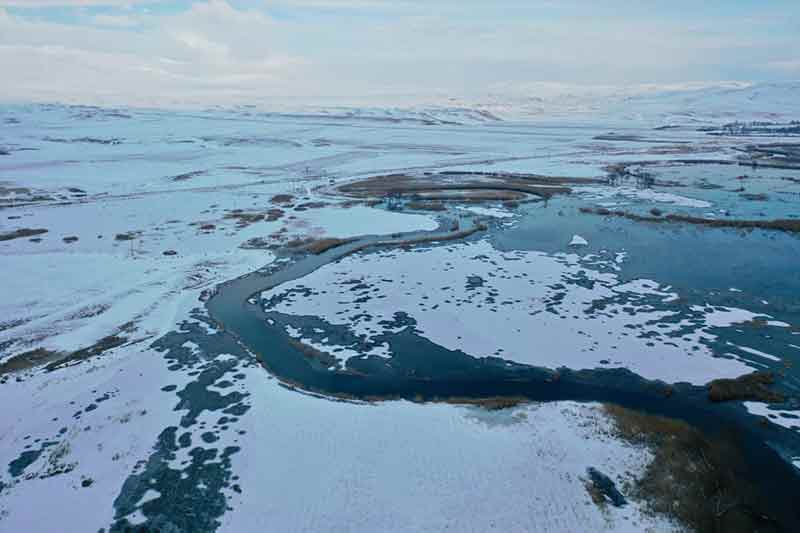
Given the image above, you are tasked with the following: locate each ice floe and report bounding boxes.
[569,234,589,246]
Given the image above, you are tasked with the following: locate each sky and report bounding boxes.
[0,0,798,107]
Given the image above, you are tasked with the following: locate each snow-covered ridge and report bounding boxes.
[306,106,503,125]
[196,104,504,126]
[439,81,800,125]
[7,80,795,127]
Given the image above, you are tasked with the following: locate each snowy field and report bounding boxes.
[0,326,681,532]
[1,93,799,532]
[261,239,785,384]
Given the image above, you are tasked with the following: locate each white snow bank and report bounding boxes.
[220,372,683,533]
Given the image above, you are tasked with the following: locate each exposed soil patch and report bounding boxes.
[580,207,800,234]
[0,228,48,241]
[707,371,784,403]
[604,404,781,533]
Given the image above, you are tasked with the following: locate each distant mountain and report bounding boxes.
[612,81,800,124]
[419,81,800,125]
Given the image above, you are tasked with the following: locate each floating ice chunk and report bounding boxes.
[727,342,781,362]
[569,234,588,246]
[692,306,762,327]
[136,489,161,507]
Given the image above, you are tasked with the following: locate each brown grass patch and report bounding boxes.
[604,404,772,533]
[707,371,784,403]
[303,238,354,254]
[45,333,129,372]
[432,396,529,410]
[336,172,584,201]
[286,237,355,255]
[1,324,133,377]
[580,207,800,234]
[0,348,63,377]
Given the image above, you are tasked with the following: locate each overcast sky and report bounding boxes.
[1,0,798,106]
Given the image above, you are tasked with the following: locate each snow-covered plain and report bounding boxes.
[221,380,682,533]
[1,96,799,532]
[0,327,682,533]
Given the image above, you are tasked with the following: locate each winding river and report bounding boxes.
[206,211,800,530]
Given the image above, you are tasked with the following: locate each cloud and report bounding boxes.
[767,59,800,72]
[0,2,304,106]
[1,1,155,6]
[91,14,138,27]
[0,1,797,107]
